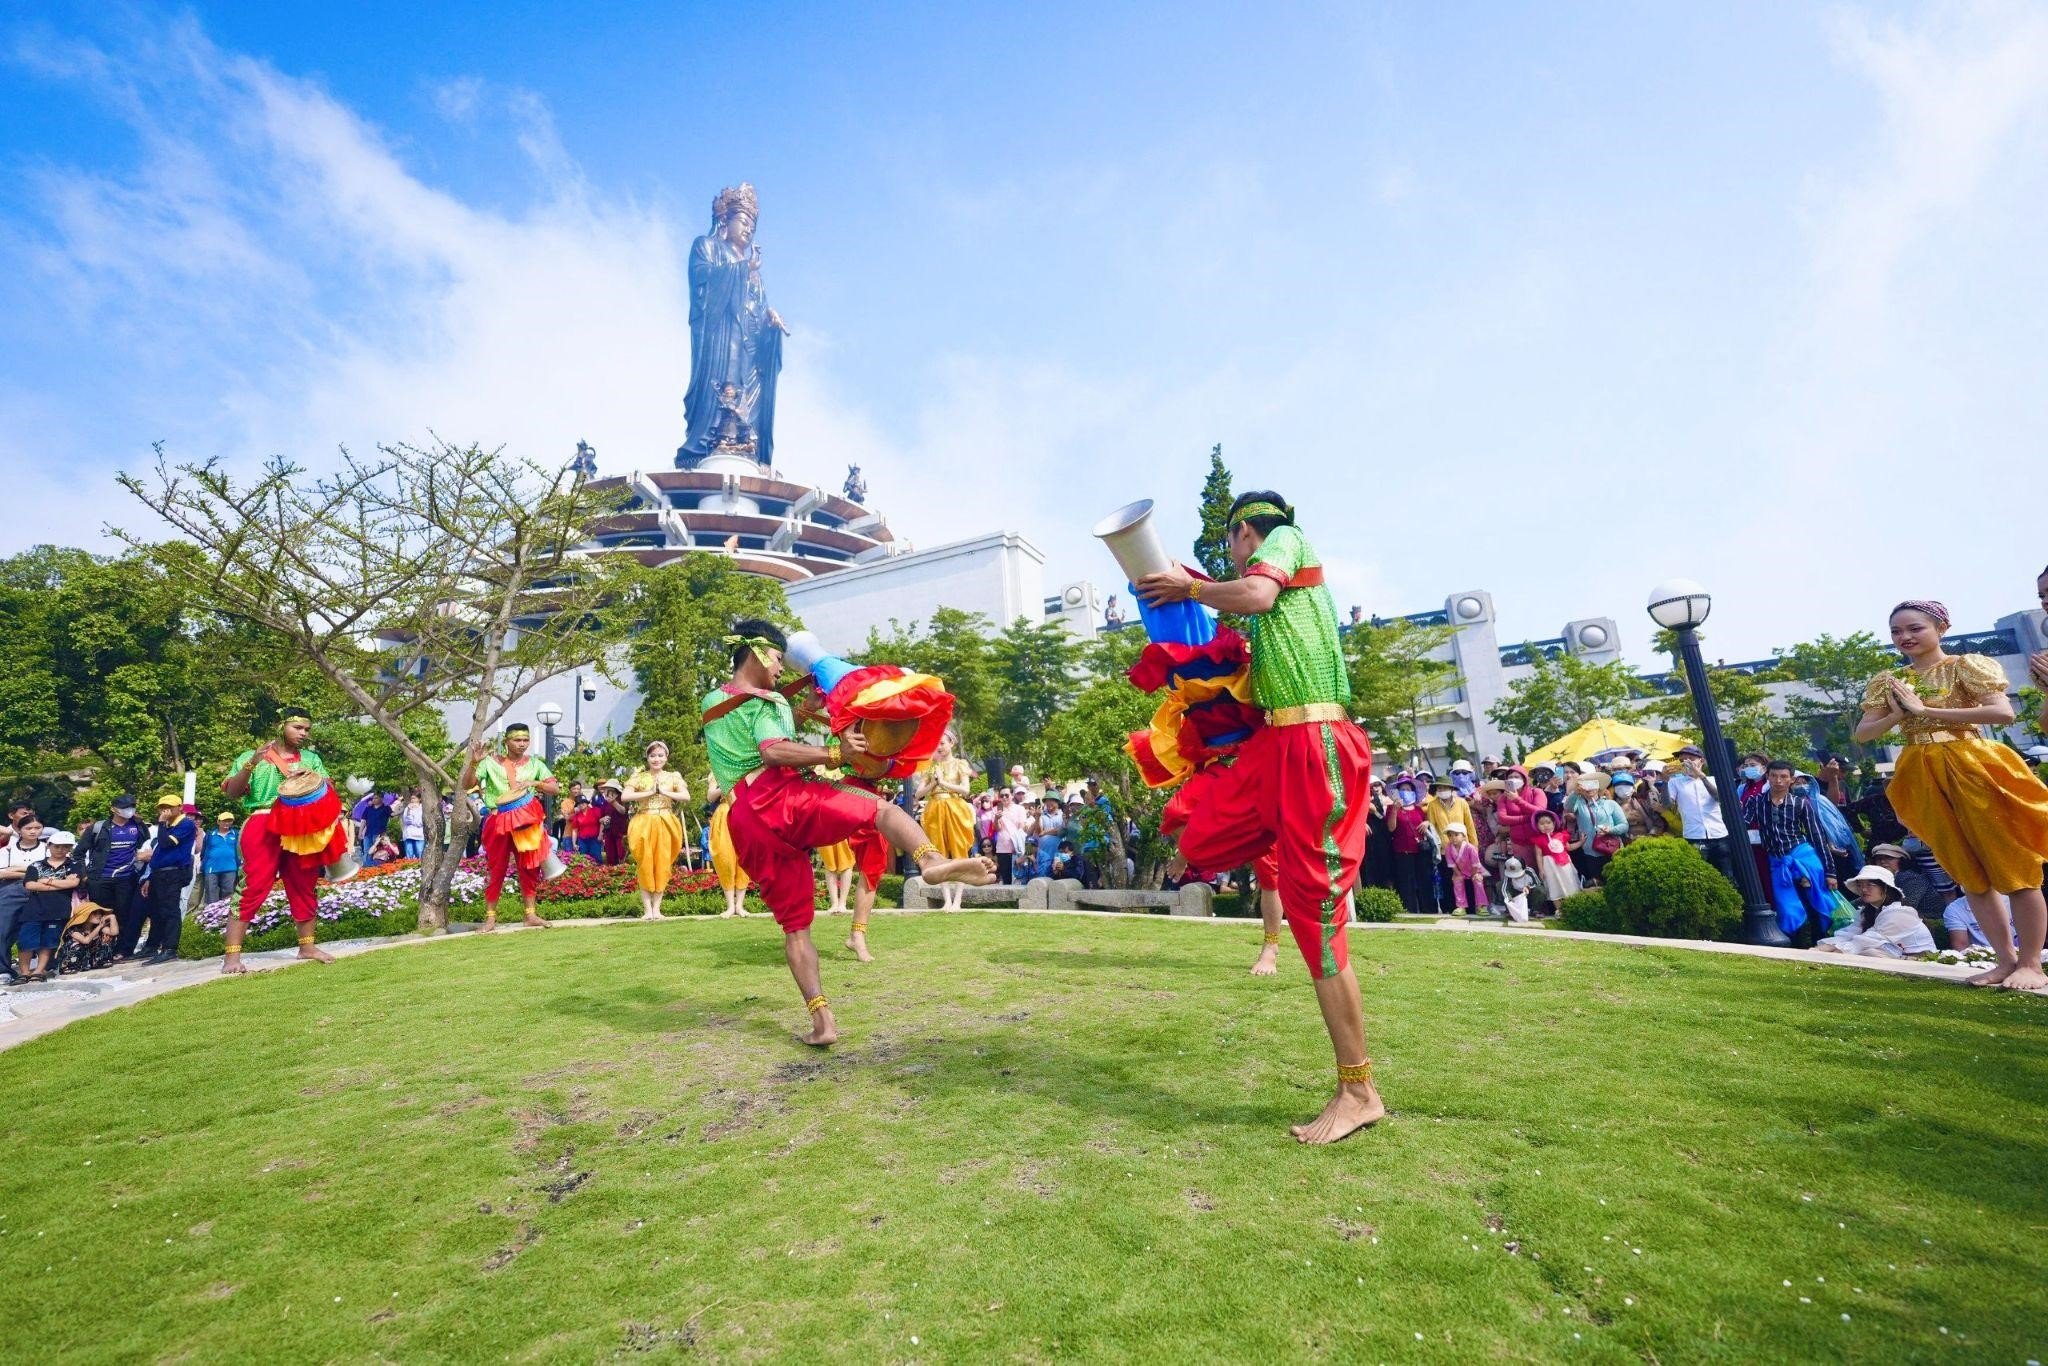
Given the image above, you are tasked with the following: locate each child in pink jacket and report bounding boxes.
[1442,823,1488,913]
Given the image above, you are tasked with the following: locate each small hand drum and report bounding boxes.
[850,717,921,778]
[278,768,329,800]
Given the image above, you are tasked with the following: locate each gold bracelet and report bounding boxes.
[826,741,842,766]
[298,934,316,946]
[1187,578,1203,604]
[1337,1059,1373,1084]
[1262,932,1282,945]
[805,994,829,1014]
[910,842,938,864]
[851,921,869,935]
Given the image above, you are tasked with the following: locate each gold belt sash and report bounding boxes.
[1268,702,1349,727]
[1904,729,1981,746]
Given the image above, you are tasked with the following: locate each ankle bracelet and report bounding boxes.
[1337,1059,1373,1084]
[1262,932,1282,945]
[910,842,938,864]
[805,994,829,1014]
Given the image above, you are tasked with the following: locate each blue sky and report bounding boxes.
[4,2,2046,662]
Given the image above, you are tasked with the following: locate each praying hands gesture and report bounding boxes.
[1886,676,1927,715]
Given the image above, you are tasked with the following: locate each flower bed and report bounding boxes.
[179,855,900,959]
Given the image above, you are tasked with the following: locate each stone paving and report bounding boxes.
[0,910,2031,1055]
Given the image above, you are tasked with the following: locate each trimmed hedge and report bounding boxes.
[1586,837,1742,941]
[1557,888,1622,934]
[1354,886,1402,923]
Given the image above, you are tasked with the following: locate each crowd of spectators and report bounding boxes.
[1335,745,2044,958]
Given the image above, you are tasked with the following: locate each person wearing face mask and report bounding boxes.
[1529,766,1565,817]
[1361,779,1397,890]
[1665,745,1735,883]
[1566,770,1628,886]
[1455,760,1499,849]
[1735,752,1773,890]
[1384,777,1433,915]
[1740,760,1838,945]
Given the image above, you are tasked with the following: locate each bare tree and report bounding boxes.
[115,438,635,931]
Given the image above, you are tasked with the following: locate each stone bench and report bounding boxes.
[900,877,1213,917]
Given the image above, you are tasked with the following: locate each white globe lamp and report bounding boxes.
[1646,579,1711,631]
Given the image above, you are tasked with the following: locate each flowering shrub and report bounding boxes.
[193,862,489,936]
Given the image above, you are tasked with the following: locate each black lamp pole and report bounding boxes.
[1672,623,1787,946]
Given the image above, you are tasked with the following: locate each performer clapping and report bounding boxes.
[1138,492,1383,1144]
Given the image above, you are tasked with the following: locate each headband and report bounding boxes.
[1890,599,1950,631]
[281,712,311,726]
[1228,500,1291,529]
[503,723,530,737]
[724,633,780,671]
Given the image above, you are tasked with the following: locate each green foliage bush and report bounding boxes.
[1354,886,1402,923]
[1599,837,1743,941]
[1557,888,1622,934]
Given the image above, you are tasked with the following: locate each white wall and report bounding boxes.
[785,530,1052,655]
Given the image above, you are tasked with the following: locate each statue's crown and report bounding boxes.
[713,182,758,222]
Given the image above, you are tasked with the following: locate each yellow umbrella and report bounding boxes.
[1522,718,1693,768]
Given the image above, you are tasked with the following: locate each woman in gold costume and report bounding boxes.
[1855,600,2048,991]
[918,728,976,911]
[706,774,750,917]
[621,741,691,919]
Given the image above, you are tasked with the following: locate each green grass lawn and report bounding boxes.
[2,914,2043,1362]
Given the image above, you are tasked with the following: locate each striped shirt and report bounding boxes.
[1740,790,1828,859]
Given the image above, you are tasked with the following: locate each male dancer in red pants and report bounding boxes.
[220,710,339,973]
[1139,490,1383,1144]
[703,620,995,1045]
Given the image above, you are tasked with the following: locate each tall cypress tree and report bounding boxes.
[1193,443,1234,580]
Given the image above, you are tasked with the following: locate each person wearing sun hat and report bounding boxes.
[1815,863,1937,958]
[1565,768,1626,885]
[135,793,198,962]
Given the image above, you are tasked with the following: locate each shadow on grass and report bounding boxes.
[983,947,1220,975]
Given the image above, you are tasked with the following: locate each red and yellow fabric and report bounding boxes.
[1172,717,1374,980]
[727,769,888,934]
[267,778,349,861]
[1124,630,1264,791]
[820,666,956,781]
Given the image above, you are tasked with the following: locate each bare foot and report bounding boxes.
[1966,960,2019,986]
[641,909,664,920]
[1999,964,2048,993]
[522,914,550,929]
[923,855,998,887]
[1290,1082,1385,1145]
[846,927,873,962]
[297,944,335,964]
[800,1006,837,1047]
[1250,943,1280,977]
[221,953,247,976]
[1164,851,1189,882]
[479,913,499,934]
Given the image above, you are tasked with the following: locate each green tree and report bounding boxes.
[1192,443,1234,581]
[1031,662,1161,887]
[1340,619,1459,756]
[987,617,1083,776]
[117,438,638,931]
[1643,628,1807,762]
[1487,647,1644,748]
[1774,631,1900,756]
[624,553,795,789]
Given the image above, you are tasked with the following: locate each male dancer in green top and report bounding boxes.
[458,723,561,932]
[1139,490,1383,1144]
[221,710,338,973]
[704,620,996,1045]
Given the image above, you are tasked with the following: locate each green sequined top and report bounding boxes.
[1244,525,1351,711]
[701,686,796,788]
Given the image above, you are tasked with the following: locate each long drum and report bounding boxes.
[1092,499,1174,583]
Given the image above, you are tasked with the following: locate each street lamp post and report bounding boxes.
[1646,579,1788,947]
[536,702,564,764]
